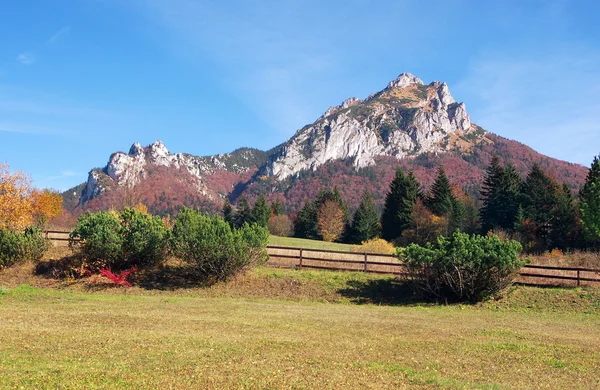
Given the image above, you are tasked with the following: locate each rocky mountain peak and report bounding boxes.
[265,73,479,179]
[129,142,144,156]
[386,72,424,89]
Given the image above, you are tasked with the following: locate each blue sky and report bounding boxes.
[1,0,599,191]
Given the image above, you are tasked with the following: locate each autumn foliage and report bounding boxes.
[317,200,345,242]
[0,163,63,230]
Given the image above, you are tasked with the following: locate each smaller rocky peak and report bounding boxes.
[150,140,170,158]
[128,142,144,156]
[436,82,455,106]
[341,97,362,109]
[386,73,424,90]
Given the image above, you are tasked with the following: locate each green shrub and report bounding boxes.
[0,226,48,269]
[170,208,269,283]
[397,232,525,302]
[119,208,170,268]
[70,208,169,269]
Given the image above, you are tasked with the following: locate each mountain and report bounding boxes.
[66,73,589,216]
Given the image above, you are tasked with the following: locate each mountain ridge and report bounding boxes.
[65,73,589,215]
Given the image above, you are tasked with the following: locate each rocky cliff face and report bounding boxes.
[265,73,479,179]
[79,141,267,205]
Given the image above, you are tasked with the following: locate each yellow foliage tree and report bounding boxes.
[317,200,345,242]
[0,164,64,230]
[0,163,34,230]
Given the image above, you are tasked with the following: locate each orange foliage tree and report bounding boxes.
[32,189,63,225]
[317,200,345,242]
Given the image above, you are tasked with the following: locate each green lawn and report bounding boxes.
[269,235,357,252]
[0,267,599,389]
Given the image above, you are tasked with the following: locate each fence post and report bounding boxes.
[577,270,581,287]
[364,253,368,272]
[299,248,303,269]
[45,230,48,240]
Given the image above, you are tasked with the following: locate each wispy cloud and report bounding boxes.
[47,26,71,46]
[454,45,600,165]
[0,122,71,135]
[17,51,36,65]
[130,0,424,136]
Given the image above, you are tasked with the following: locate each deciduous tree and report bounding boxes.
[317,200,345,242]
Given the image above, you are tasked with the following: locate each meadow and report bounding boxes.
[1,258,599,389]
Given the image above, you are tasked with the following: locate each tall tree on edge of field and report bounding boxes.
[350,190,380,243]
[294,200,318,239]
[579,155,600,246]
[235,196,252,228]
[251,195,271,228]
[380,168,419,241]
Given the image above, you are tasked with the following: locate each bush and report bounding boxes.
[0,226,48,269]
[170,208,269,283]
[397,232,525,302]
[268,214,294,237]
[352,238,395,254]
[70,208,169,269]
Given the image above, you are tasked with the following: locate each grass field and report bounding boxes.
[1,263,600,389]
[269,235,357,252]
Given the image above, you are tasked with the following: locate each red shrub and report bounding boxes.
[99,267,138,287]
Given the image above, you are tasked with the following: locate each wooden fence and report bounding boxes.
[45,231,600,288]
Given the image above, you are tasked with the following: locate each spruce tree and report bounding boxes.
[235,196,252,228]
[271,199,284,216]
[425,166,455,217]
[550,183,579,250]
[223,198,234,227]
[521,164,560,250]
[381,168,419,241]
[350,190,380,243]
[251,195,271,228]
[479,157,522,233]
[480,155,503,233]
[294,200,318,239]
[579,155,600,245]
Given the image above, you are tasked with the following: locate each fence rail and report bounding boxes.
[45,231,600,287]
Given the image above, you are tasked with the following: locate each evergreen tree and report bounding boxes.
[479,157,522,233]
[380,168,420,241]
[251,195,271,228]
[499,164,523,230]
[235,196,252,228]
[294,200,318,239]
[521,164,560,250]
[580,155,600,245]
[550,183,579,250]
[350,190,380,243]
[480,155,503,232]
[271,199,284,216]
[425,166,455,217]
[222,198,234,227]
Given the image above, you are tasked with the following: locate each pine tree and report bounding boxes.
[235,196,252,228]
[350,190,380,243]
[222,198,234,227]
[271,199,283,216]
[380,168,419,241]
[579,155,600,245]
[425,166,455,217]
[294,200,318,239]
[251,195,271,228]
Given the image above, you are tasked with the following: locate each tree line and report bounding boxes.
[226,154,600,253]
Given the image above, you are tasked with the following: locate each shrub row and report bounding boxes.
[0,226,48,269]
[70,207,268,282]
